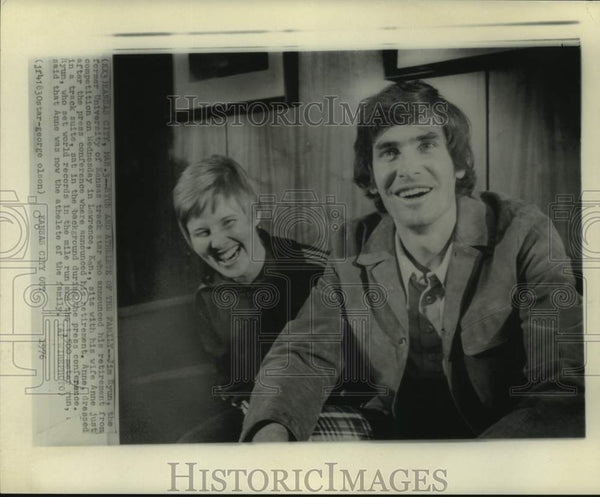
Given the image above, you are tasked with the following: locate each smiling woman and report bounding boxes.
[172,155,335,442]
[186,194,265,283]
[174,155,266,283]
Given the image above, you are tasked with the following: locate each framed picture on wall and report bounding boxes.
[382,47,517,80]
[172,51,299,120]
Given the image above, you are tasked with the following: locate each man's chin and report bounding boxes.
[392,212,431,229]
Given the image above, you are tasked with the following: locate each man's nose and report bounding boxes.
[393,150,423,178]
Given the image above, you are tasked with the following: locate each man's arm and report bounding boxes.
[249,422,290,442]
[240,265,346,441]
[482,208,584,437]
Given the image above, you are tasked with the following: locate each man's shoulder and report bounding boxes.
[265,231,329,269]
[465,191,554,250]
[474,191,549,226]
[475,190,539,211]
[331,211,386,257]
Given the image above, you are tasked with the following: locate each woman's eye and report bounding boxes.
[194,230,209,238]
[223,218,236,228]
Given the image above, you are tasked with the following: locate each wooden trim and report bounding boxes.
[125,363,216,386]
[174,51,300,123]
[118,294,194,318]
[382,47,579,82]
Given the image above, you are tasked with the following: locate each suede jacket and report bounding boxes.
[241,192,585,440]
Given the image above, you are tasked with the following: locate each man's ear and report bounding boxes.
[455,169,466,180]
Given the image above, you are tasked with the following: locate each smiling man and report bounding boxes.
[241,81,584,441]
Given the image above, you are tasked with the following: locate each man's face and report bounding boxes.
[186,194,259,282]
[371,125,464,231]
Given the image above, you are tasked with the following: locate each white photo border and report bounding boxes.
[1,0,599,493]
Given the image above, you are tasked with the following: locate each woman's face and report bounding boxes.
[186,195,263,283]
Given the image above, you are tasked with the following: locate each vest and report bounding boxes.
[394,274,473,439]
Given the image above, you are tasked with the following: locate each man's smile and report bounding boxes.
[393,185,433,200]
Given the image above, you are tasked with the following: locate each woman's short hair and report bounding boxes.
[173,155,257,245]
[353,81,476,212]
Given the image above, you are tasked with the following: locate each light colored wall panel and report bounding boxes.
[171,124,227,175]
[424,71,488,191]
[226,51,390,246]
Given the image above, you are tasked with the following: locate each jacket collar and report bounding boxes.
[355,213,396,266]
[355,194,492,267]
[454,194,492,250]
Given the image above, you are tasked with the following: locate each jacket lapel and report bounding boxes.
[441,244,481,357]
[441,195,492,357]
[353,195,492,350]
[371,257,409,337]
[355,214,409,342]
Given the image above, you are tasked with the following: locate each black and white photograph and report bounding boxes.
[2,1,600,494]
[115,47,584,444]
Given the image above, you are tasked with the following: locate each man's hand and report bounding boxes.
[251,422,290,442]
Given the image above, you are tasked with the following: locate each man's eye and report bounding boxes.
[223,218,236,228]
[418,141,436,152]
[379,148,399,160]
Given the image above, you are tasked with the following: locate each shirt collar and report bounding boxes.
[355,193,493,269]
[394,230,453,294]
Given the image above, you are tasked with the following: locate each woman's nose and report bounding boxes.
[209,230,228,249]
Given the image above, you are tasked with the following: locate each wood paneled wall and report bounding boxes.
[173,61,492,248]
[116,48,580,306]
[488,49,581,258]
[174,51,391,247]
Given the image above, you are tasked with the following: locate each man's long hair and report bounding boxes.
[353,81,476,212]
